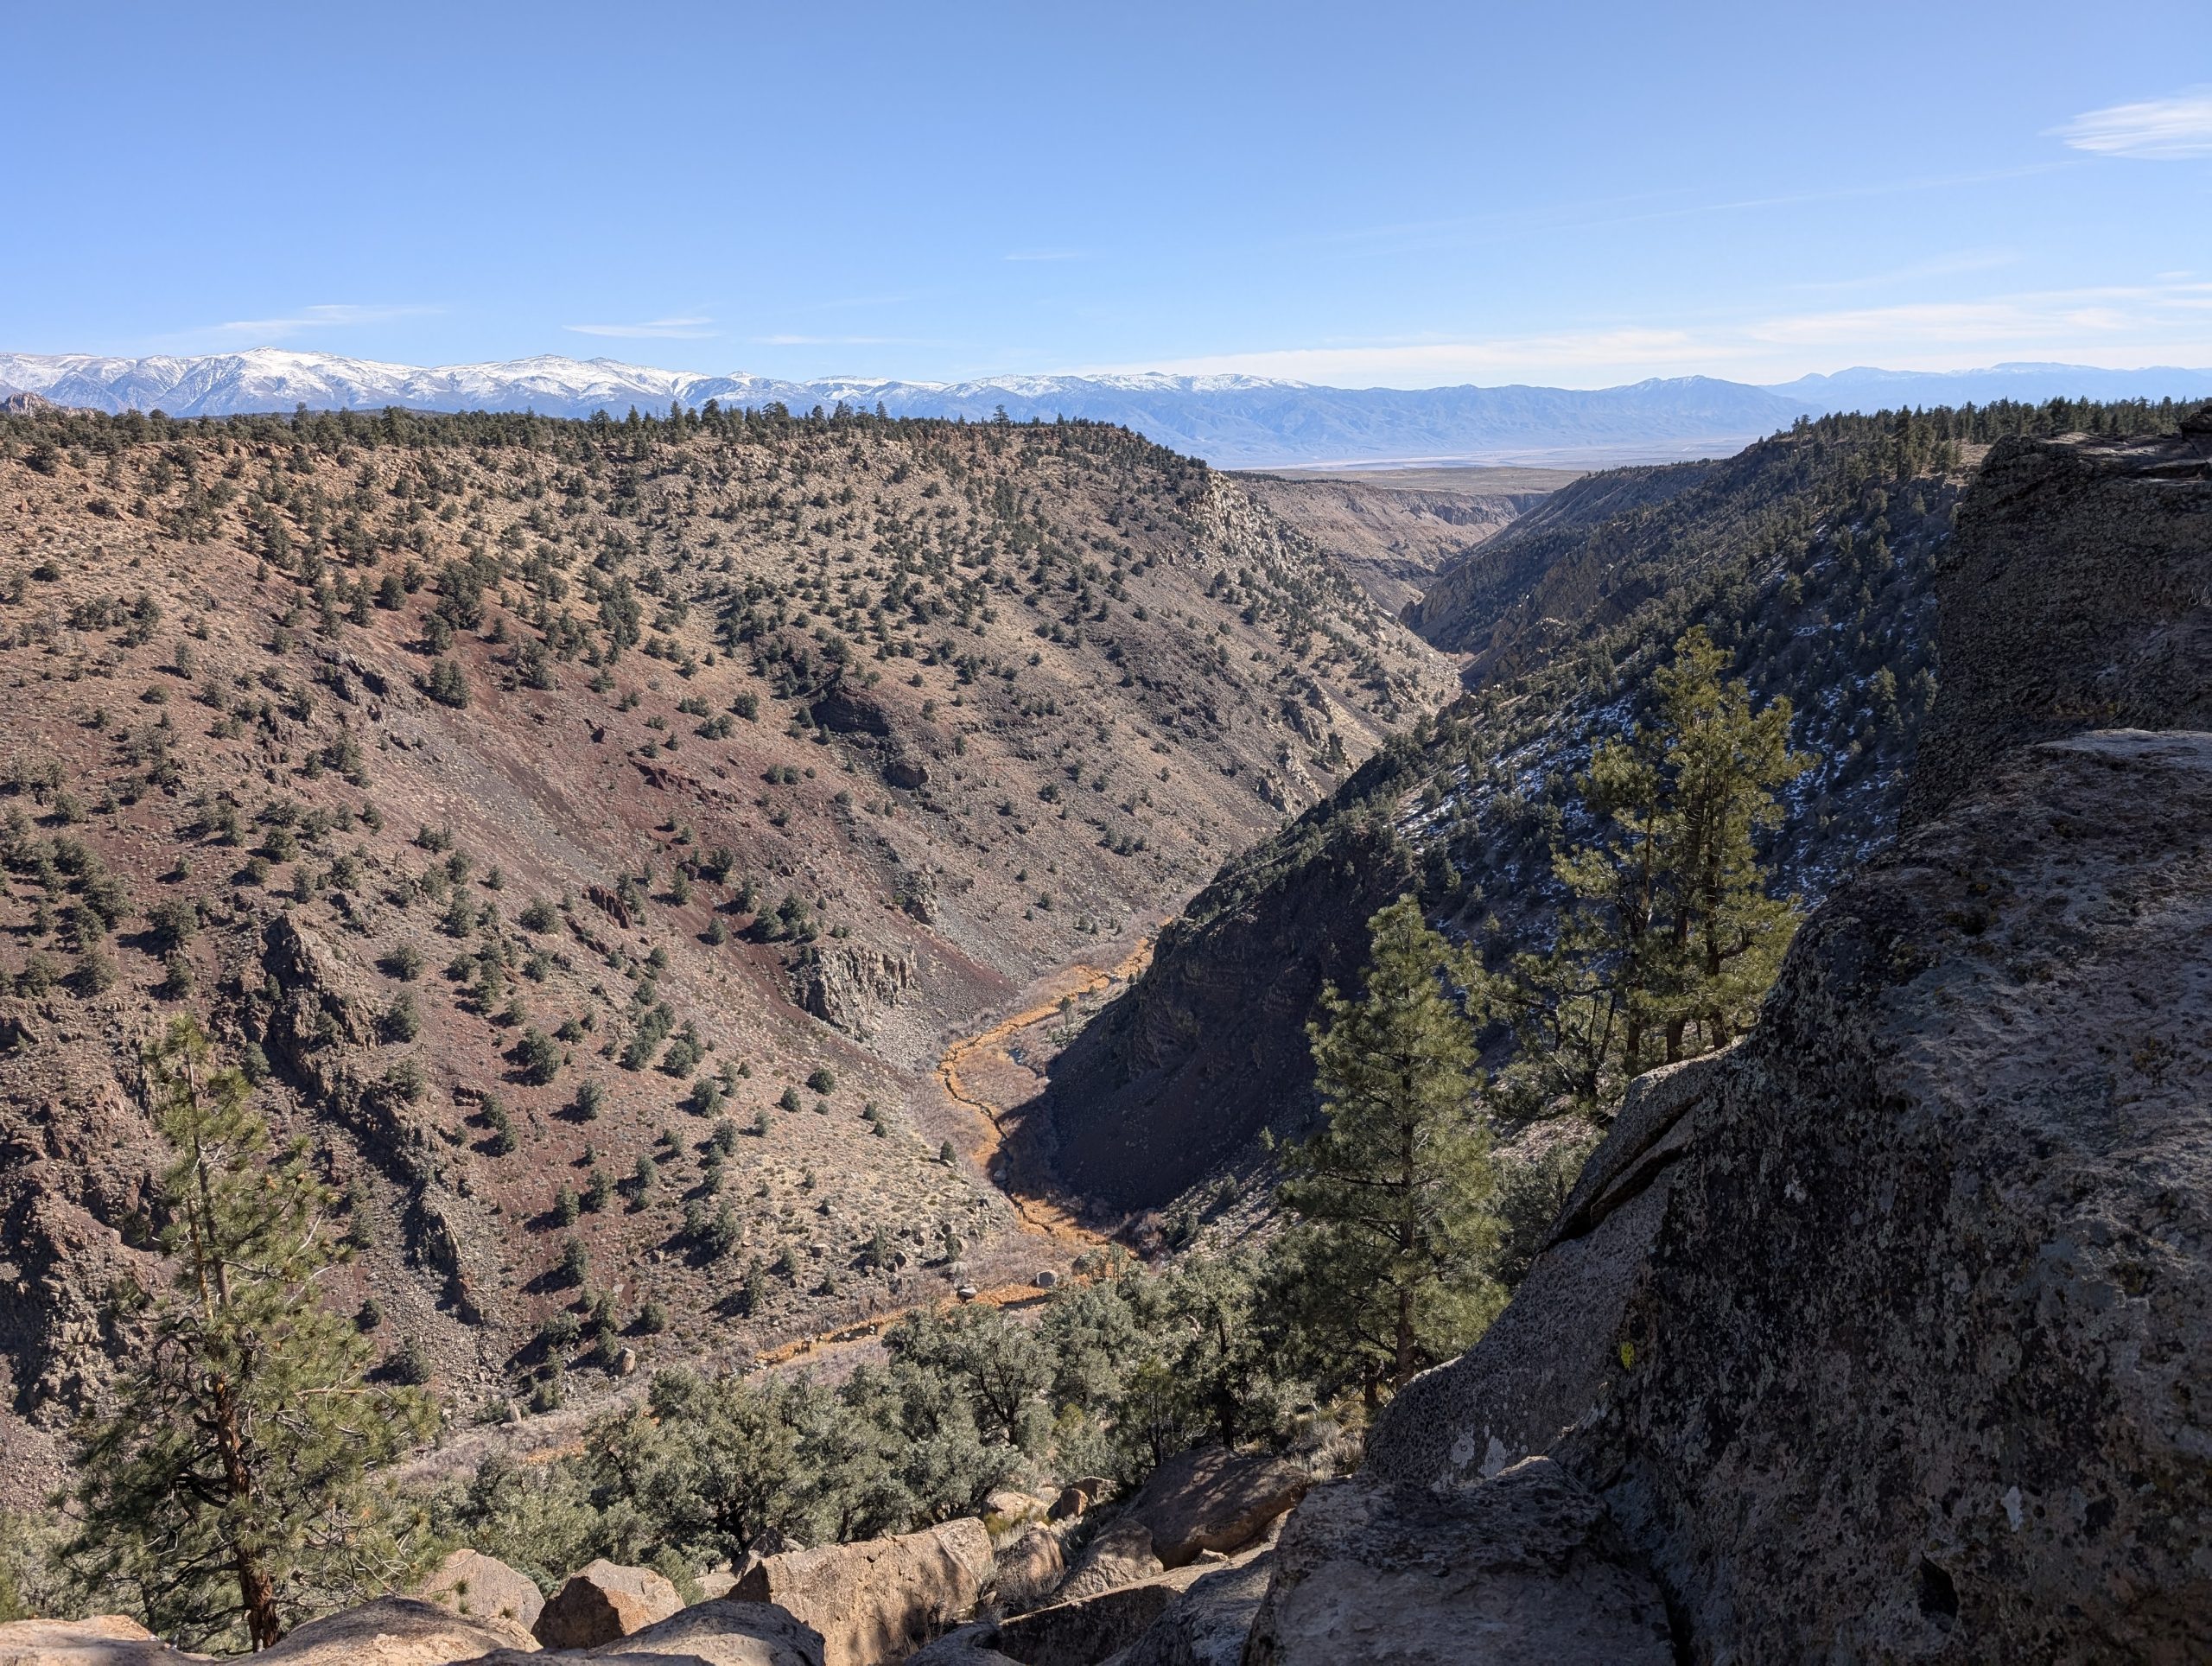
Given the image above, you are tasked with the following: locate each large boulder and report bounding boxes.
[0,1615,206,1665]
[1114,1554,1274,1666]
[989,1565,1215,1666]
[254,1596,535,1663]
[570,1599,823,1665]
[897,1625,1023,1665]
[1052,1520,1161,1605]
[1115,1445,1307,1568]
[533,1560,683,1649]
[981,1491,1044,1533]
[731,1517,992,1666]
[1043,1487,1090,1524]
[1370,730,2212,1658]
[1243,1459,1674,1665]
[413,1547,545,1631]
[991,1523,1065,1610]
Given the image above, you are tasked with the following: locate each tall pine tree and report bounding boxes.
[1485,627,1808,1119]
[1274,897,1503,1404]
[61,1017,435,1650]
[1647,627,1808,1062]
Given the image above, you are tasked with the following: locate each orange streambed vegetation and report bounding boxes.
[937,935,1154,1243]
[714,938,1158,1373]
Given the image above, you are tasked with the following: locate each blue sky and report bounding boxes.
[5,2,2209,387]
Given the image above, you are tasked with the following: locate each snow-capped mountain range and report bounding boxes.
[1,349,2205,468]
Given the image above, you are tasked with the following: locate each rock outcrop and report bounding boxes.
[255,1595,535,1663]
[553,1598,825,1665]
[533,1560,684,1648]
[1243,1459,1673,1665]
[1114,1553,1275,1666]
[791,943,915,1036]
[1054,1444,1304,1606]
[1044,1486,1090,1524]
[1904,423,2212,830]
[731,1517,993,1666]
[990,1523,1065,1610]
[988,1563,1217,1666]
[1048,1442,1300,1610]
[412,1546,544,1631]
[957,1529,1280,1666]
[898,1625,1023,1666]
[1109,1443,1307,1568]
[1367,731,2212,1659]
[1052,1520,1161,1606]
[981,1490,1046,1531]
[0,1614,204,1665]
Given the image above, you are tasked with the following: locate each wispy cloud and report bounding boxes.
[1101,279,2212,389]
[564,316,718,340]
[2052,87,2212,159]
[1274,162,2080,267]
[203,302,436,341]
[1786,248,2019,296]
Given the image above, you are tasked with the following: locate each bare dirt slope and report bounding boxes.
[0,404,1453,1503]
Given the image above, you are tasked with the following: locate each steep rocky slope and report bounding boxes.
[1302,417,2212,1662]
[1352,729,2212,1661]
[0,404,1452,1504]
[1404,457,1724,671]
[1035,415,1965,1212]
[1904,417,2212,829]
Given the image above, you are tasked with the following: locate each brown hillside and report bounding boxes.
[0,404,1452,1503]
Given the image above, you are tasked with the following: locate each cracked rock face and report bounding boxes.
[791,941,916,1035]
[1242,1458,1675,1666]
[1366,1053,1720,1490]
[732,1517,992,1666]
[532,1560,683,1649]
[1374,730,2212,1661]
[1904,424,2212,830]
[1597,729,2212,1662]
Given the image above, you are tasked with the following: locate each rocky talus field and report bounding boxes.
[0,404,1453,1501]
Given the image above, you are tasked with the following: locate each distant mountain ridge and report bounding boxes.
[2,348,2204,468]
[1767,360,2212,411]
